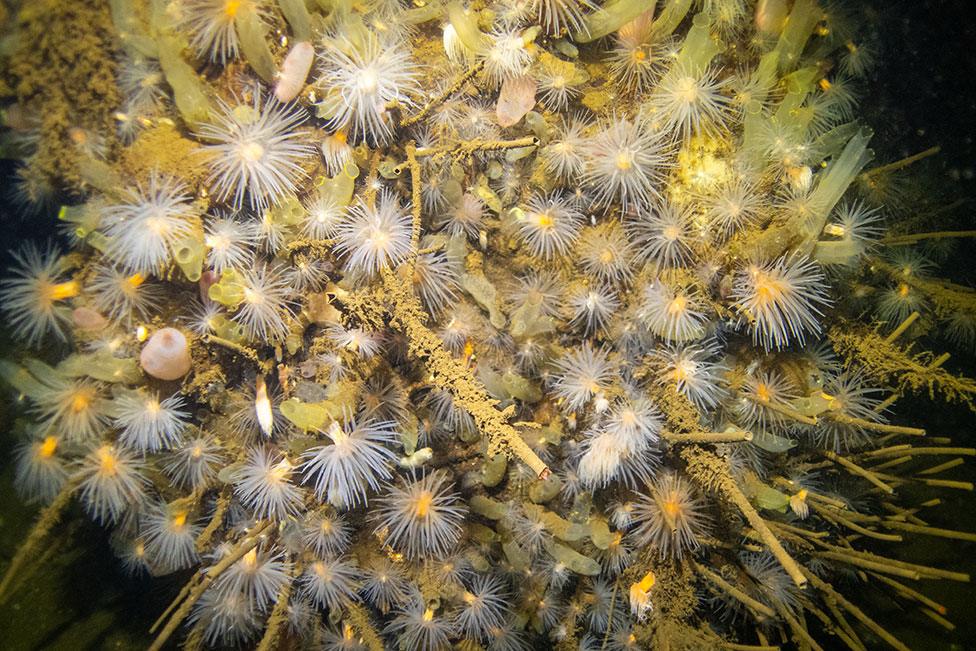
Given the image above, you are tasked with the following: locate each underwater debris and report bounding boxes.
[0,0,974,650]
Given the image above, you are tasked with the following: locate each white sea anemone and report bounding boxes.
[100,173,196,275]
[179,0,269,64]
[584,116,673,212]
[334,190,413,275]
[299,419,399,509]
[197,92,313,211]
[74,444,149,524]
[371,470,467,559]
[231,446,304,520]
[0,243,77,346]
[232,263,295,341]
[317,34,421,144]
[515,191,584,259]
[550,343,614,412]
[731,255,830,350]
[204,214,256,272]
[114,389,189,453]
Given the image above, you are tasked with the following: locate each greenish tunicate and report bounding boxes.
[277,0,313,41]
[58,204,100,236]
[78,156,125,199]
[156,35,213,124]
[481,453,508,488]
[469,495,508,520]
[588,518,614,550]
[59,352,142,384]
[267,194,305,227]
[509,300,556,340]
[572,0,651,43]
[469,523,498,545]
[208,269,247,309]
[674,13,723,75]
[543,540,601,576]
[280,397,336,431]
[461,271,506,329]
[753,484,791,513]
[528,473,561,503]
[502,539,531,572]
[501,370,542,403]
[0,360,49,399]
[554,39,578,59]
[751,430,796,453]
[447,1,487,54]
[524,504,588,542]
[109,0,158,58]
[174,233,205,282]
[378,160,402,179]
[235,6,277,83]
[319,162,359,206]
[473,182,502,214]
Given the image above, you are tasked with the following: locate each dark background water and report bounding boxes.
[1,0,975,649]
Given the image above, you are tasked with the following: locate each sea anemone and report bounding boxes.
[815,369,885,450]
[0,243,77,346]
[204,214,256,272]
[231,446,304,520]
[74,444,149,524]
[731,255,830,350]
[326,324,384,359]
[482,29,532,87]
[628,202,700,268]
[577,222,637,284]
[583,116,672,212]
[454,573,511,640]
[299,419,399,509]
[386,596,455,651]
[317,34,421,144]
[162,434,226,490]
[33,377,111,443]
[14,432,68,502]
[567,284,621,335]
[371,470,467,559]
[334,190,413,275]
[608,14,662,93]
[360,555,411,613]
[576,425,660,490]
[651,340,727,411]
[197,92,313,211]
[550,343,614,412]
[89,264,163,324]
[100,173,196,275]
[508,270,564,319]
[114,389,189,453]
[876,282,926,324]
[648,64,731,140]
[541,113,589,181]
[141,503,201,572]
[303,510,353,556]
[179,0,269,64]
[703,176,766,238]
[232,263,295,341]
[531,0,597,36]
[638,280,710,342]
[303,190,346,240]
[436,192,485,239]
[631,472,709,559]
[298,556,361,611]
[190,588,261,647]
[514,192,585,259]
[214,545,292,609]
[411,251,460,314]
